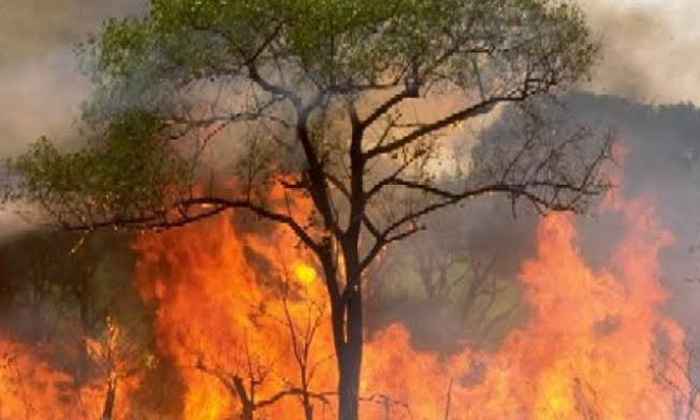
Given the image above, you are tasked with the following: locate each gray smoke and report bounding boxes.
[561,93,700,346]
[0,0,146,156]
[1,1,700,412]
[583,0,700,104]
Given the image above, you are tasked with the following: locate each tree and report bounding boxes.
[5,1,611,418]
[368,199,532,352]
[0,230,157,418]
[190,269,333,419]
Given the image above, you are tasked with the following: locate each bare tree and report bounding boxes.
[280,283,331,420]
[187,257,334,420]
[193,325,333,420]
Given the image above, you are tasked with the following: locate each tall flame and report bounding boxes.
[0,172,691,418]
[134,188,335,419]
[130,182,695,418]
[360,197,691,419]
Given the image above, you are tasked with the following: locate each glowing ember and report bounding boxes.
[293,262,318,286]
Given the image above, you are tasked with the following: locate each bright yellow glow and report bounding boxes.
[293,262,317,285]
[536,370,574,419]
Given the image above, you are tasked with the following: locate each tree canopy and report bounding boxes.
[9,0,603,235]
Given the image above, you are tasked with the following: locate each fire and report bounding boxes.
[293,262,318,286]
[359,198,691,419]
[0,165,692,418]
[134,188,335,419]
[0,338,129,419]
[128,178,695,418]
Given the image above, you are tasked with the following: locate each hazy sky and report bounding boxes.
[0,0,698,151]
[0,0,145,158]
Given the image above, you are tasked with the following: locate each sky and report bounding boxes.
[0,0,145,158]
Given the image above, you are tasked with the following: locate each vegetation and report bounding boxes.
[6,1,611,418]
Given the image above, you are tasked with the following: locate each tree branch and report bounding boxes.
[63,196,322,254]
[365,92,528,160]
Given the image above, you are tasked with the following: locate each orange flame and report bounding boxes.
[130,181,694,418]
[134,186,334,419]
[0,338,138,419]
[360,197,690,419]
[0,175,689,418]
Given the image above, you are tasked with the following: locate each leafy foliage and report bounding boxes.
[91,0,595,89]
[8,111,189,227]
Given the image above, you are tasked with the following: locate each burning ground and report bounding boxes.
[0,94,700,418]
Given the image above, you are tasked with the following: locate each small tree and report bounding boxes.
[190,277,333,420]
[6,1,610,418]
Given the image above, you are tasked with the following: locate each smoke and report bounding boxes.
[0,0,146,155]
[559,94,700,346]
[2,0,697,156]
[0,3,699,414]
[582,0,700,104]
[1,0,697,237]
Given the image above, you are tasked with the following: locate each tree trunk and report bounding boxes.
[101,375,117,420]
[239,405,254,420]
[232,376,254,420]
[337,338,362,420]
[302,393,314,420]
[336,274,363,420]
[320,244,364,420]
